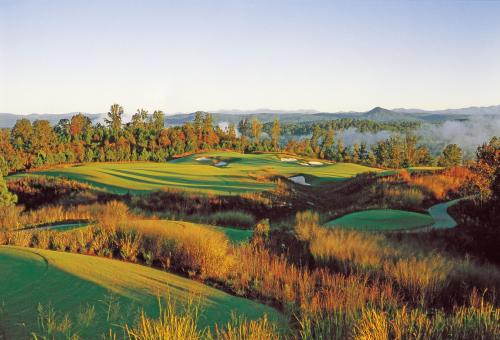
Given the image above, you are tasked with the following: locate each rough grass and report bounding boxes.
[0,246,284,339]
[12,152,381,195]
[324,209,434,231]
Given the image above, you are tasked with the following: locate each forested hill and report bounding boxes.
[2,104,499,128]
[162,107,470,126]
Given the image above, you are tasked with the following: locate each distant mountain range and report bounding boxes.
[163,105,500,126]
[1,105,499,128]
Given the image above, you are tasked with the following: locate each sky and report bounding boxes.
[1,0,499,115]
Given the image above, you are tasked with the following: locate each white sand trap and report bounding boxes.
[309,161,323,166]
[289,176,311,186]
[196,157,211,161]
[214,161,227,167]
[281,157,297,162]
[299,162,310,166]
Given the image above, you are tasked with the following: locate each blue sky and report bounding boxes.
[1,0,499,114]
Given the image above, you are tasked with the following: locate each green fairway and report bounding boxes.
[324,209,434,231]
[12,151,381,195]
[0,246,284,339]
[213,226,253,243]
[25,221,90,232]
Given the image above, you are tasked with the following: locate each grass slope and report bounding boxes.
[13,152,380,195]
[325,209,434,231]
[126,219,253,244]
[0,246,283,338]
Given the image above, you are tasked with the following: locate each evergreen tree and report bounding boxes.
[321,127,335,157]
[439,144,463,167]
[105,104,124,133]
[251,118,263,145]
[271,119,281,151]
[310,124,321,154]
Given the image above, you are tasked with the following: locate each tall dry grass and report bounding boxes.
[304,218,500,308]
[121,220,232,279]
[2,203,499,339]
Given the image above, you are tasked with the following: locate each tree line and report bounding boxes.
[263,118,421,136]
[0,104,462,175]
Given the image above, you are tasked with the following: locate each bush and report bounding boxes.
[294,210,320,242]
[122,220,232,279]
[93,201,129,230]
[383,187,425,208]
[209,210,255,229]
[125,299,203,340]
[0,205,21,230]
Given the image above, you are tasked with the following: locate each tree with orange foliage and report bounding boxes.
[471,137,500,201]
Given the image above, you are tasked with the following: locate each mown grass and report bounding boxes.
[324,209,434,231]
[0,246,284,339]
[11,151,381,195]
[124,219,252,245]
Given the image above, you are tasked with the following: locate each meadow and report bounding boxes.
[12,152,381,195]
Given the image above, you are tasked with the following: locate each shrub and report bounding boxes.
[93,200,129,230]
[254,219,270,238]
[353,309,389,340]
[294,210,320,242]
[32,230,51,249]
[384,256,451,306]
[383,187,425,208]
[123,220,232,279]
[209,210,255,229]
[0,205,21,230]
[5,230,32,247]
[215,314,279,340]
[116,229,143,262]
[310,228,384,274]
[125,299,204,340]
[7,176,92,209]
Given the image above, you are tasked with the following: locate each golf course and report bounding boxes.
[123,219,254,244]
[0,246,284,339]
[12,152,381,195]
[324,209,435,231]
[35,220,254,244]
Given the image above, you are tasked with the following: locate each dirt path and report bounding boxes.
[427,198,464,229]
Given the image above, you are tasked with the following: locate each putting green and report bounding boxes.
[0,246,284,338]
[11,152,380,195]
[324,209,434,231]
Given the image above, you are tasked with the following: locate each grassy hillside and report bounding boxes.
[0,246,283,338]
[325,209,434,231]
[124,219,253,244]
[13,152,380,195]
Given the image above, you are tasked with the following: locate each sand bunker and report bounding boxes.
[299,162,310,166]
[196,157,211,161]
[214,161,227,167]
[280,157,297,162]
[289,176,310,186]
[308,161,323,166]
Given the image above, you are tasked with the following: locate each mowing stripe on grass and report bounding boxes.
[10,152,381,195]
